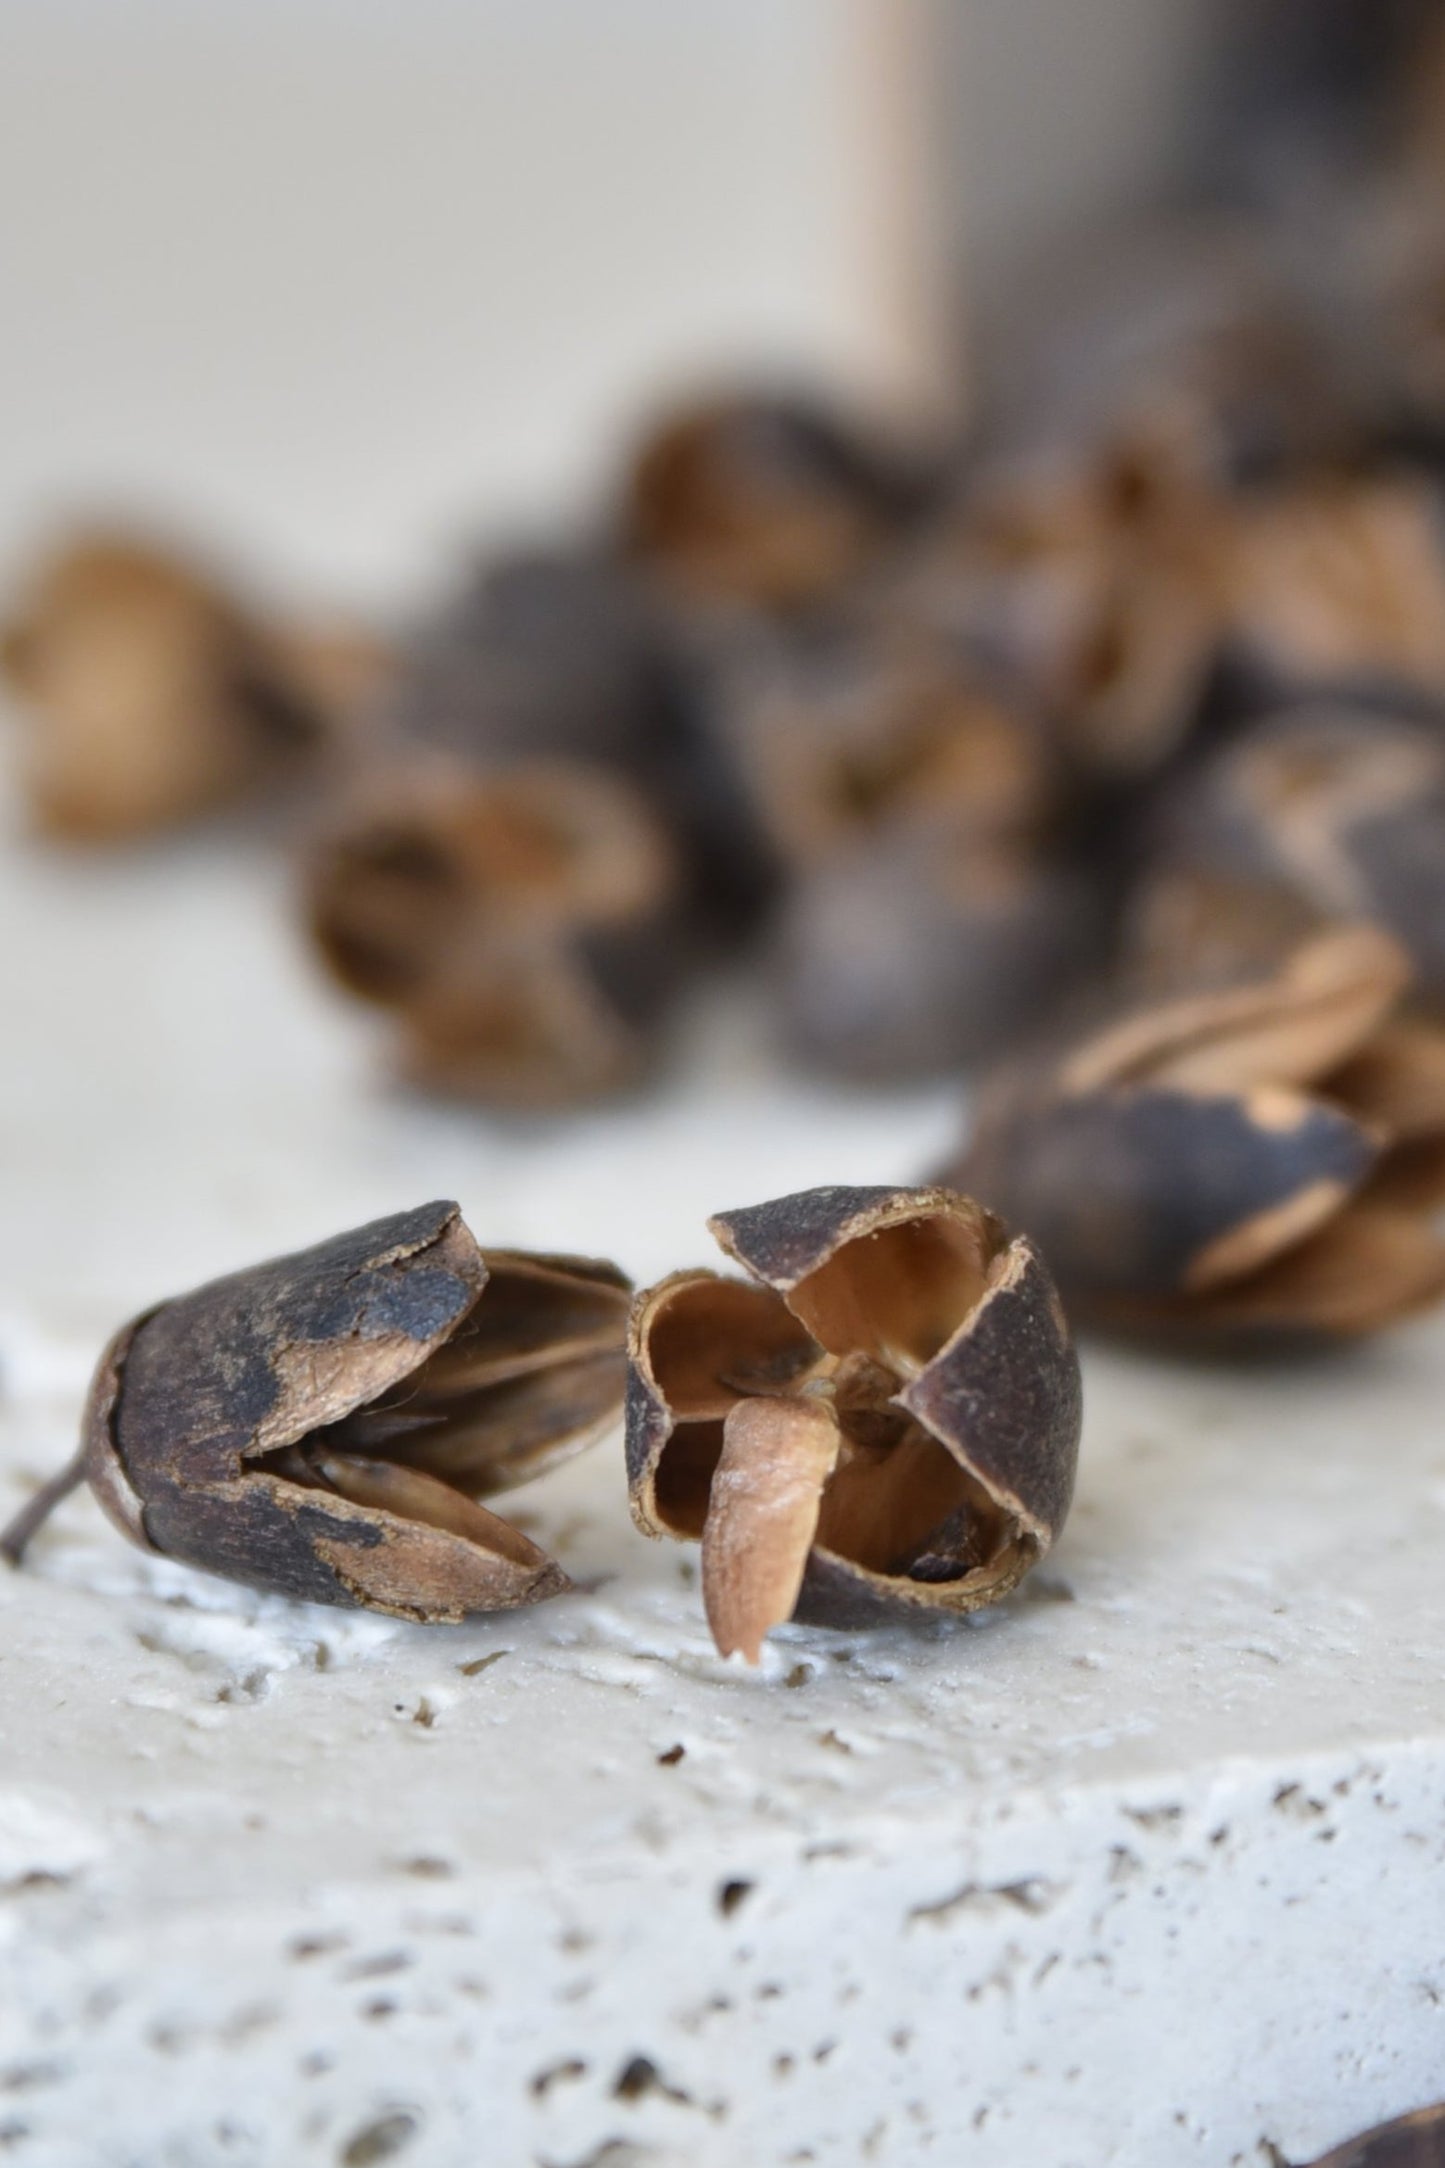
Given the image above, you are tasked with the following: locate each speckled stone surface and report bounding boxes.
[1,804,1444,2168]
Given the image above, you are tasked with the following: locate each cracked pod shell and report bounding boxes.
[79,1201,629,1620]
[627,1184,1081,1644]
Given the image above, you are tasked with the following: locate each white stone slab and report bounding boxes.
[1,802,1443,2168]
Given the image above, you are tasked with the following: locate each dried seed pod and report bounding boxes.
[952,925,1445,1340]
[1302,2102,1445,2168]
[0,530,356,839]
[772,837,1103,1081]
[376,545,669,776]
[306,757,686,1108]
[626,1184,1081,1661]
[716,615,1057,871]
[896,427,1230,781]
[0,1202,630,1618]
[1221,475,1445,703]
[621,391,929,611]
[1149,706,1445,1002]
[1120,861,1333,996]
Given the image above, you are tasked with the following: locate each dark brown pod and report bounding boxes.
[0,529,370,840]
[306,756,686,1108]
[373,545,670,778]
[952,925,1445,1340]
[772,836,1103,1081]
[1301,2102,1445,2168]
[626,1184,1081,1662]
[895,425,1231,781]
[1,1202,630,1620]
[1148,706,1445,1003]
[621,391,928,611]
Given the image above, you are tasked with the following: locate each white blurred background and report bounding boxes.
[0,0,1247,612]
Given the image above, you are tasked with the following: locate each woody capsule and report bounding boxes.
[1,1202,630,1619]
[626,1185,1082,1662]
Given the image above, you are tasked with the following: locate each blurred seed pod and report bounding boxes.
[949,924,1445,1341]
[375,544,671,777]
[1120,860,1334,995]
[626,1184,1080,1660]
[772,836,1104,1083]
[306,757,687,1109]
[1300,2102,1445,2168]
[712,613,1058,873]
[893,426,1232,783]
[1147,704,1445,1001]
[0,1201,631,1618]
[0,530,381,840]
[620,390,934,611]
[1220,473,1445,704]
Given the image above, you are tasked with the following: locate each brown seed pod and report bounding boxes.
[952,925,1445,1340]
[1221,474,1445,702]
[715,616,1058,871]
[626,1184,1081,1662]
[1301,2102,1445,2168]
[0,530,363,839]
[0,1202,630,1620]
[897,426,1231,781]
[621,391,927,611]
[306,757,686,1108]
[1148,706,1445,1002]
[771,837,1103,1081]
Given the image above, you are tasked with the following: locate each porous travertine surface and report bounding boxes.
[1,810,1443,2168]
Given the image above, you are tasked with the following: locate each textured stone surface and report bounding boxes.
[2,803,1444,2168]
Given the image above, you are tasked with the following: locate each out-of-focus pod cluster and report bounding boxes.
[5,18,1445,1152]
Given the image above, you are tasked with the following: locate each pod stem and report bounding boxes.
[0,1447,88,1566]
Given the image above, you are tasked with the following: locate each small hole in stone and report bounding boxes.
[613,2056,661,2101]
[530,2058,588,2099]
[717,1880,754,1918]
[339,2110,420,2165]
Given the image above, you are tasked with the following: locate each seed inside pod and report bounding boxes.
[306,758,685,1107]
[626,1184,1081,1661]
[953,924,1445,1340]
[1,1203,630,1621]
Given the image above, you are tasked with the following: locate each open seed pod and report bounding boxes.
[0,1202,630,1619]
[772,835,1103,1081]
[621,391,927,611]
[717,615,1056,871]
[626,1184,1081,1661]
[1149,706,1445,1002]
[1221,474,1445,703]
[897,426,1230,782]
[1302,2102,1445,2168]
[0,530,356,839]
[952,924,1445,1340]
[306,757,685,1108]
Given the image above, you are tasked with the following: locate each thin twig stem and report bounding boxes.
[0,1447,88,1566]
